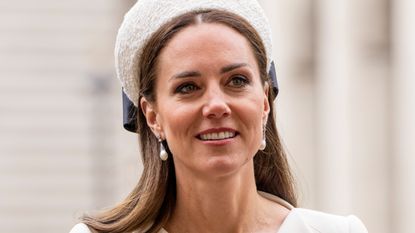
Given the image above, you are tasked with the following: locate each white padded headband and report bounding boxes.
[115,0,273,107]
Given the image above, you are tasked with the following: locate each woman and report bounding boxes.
[71,0,368,232]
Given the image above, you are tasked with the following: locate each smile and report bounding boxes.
[198,131,237,141]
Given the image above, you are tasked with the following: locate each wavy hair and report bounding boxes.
[82,9,297,233]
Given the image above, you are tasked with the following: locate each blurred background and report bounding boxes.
[0,0,414,232]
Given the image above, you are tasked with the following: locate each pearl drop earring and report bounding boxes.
[159,138,168,161]
[259,124,266,150]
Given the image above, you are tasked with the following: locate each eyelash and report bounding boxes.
[175,82,200,94]
[174,75,250,95]
[228,75,249,88]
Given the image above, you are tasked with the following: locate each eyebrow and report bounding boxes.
[171,71,202,80]
[220,63,249,74]
[169,63,249,81]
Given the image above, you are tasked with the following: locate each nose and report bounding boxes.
[202,87,231,119]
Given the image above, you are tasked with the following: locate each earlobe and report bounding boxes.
[140,97,162,135]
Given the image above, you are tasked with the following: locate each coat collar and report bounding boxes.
[258,192,314,233]
[277,209,314,233]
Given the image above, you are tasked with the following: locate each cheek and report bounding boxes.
[159,102,197,140]
[239,92,267,139]
[159,103,200,159]
[241,93,265,122]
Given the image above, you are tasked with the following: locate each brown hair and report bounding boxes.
[82,9,296,233]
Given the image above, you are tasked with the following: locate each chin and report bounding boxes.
[202,154,252,178]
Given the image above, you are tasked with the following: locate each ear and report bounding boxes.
[140,97,163,137]
[263,82,270,124]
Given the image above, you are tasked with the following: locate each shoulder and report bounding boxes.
[294,208,368,233]
[69,223,93,233]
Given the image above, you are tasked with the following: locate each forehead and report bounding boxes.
[158,23,257,71]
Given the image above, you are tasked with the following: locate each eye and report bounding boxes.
[228,75,249,88]
[175,82,200,94]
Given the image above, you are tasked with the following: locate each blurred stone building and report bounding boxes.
[0,0,414,233]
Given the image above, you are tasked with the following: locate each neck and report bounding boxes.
[166,161,279,233]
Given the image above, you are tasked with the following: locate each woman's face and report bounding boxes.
[141,23,269,179]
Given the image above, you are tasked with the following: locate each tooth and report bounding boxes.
[199,131,237,141]
[219,132,225,139]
